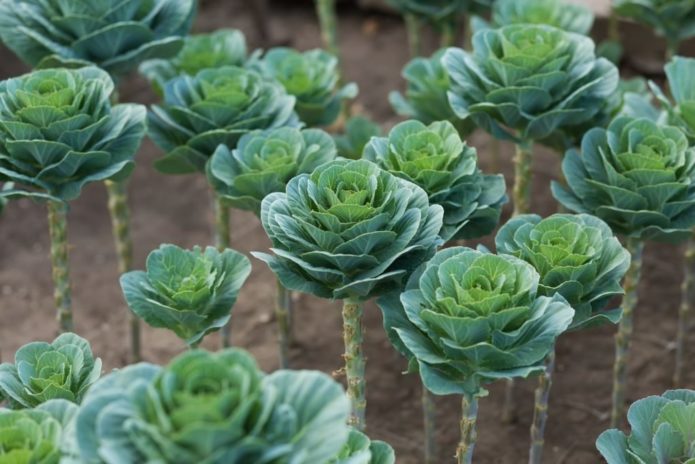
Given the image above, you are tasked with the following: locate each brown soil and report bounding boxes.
[0,2,692,463]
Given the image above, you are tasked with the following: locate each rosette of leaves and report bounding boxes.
[120,244,251,347]
[258,47,358,127]
[334,116,382,160]
[207,127,337,214]
[0,399,77,463]
[0,0,196,77]
[597,389,695,464]
[148,65,299,175]
[389,50,474,137]
[495,213,630,463]
[444,24,618,215]
[140,29,254,95]
[478,0,594,35]
[552,116,695,428]
[614,0,695,57]
[0,67,145,202]
[363,120,506,242]
[73,348,351,464]
[0,333,101,409]
[553,117,695,242]
[496,214,630,330]
[330,429,396,464]
[378,247,573,463]
[254,158,443,429]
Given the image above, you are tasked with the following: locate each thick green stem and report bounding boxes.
[666,40,678,63]
[674,232,695,387]
[275,279,292,369]
[342,297,366,430]
[608,10,620,43]
[610,237,644,428]
[405,14,421,58]
[105,179,139,361]
[316,0,339,59]
[212,194,233,348]
[423,386,437,464]
[488,137,501,173]
[456,394,479,464]
[441,19,458,48]
[501,378,517,424]
[512,142,533,216]
[529,350,556,464]
[47,201,73,333]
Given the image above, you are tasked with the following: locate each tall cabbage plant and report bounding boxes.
[553,117,695,427]
[0,0,197,361]
[0,67,146,332]
[254,159,443,430]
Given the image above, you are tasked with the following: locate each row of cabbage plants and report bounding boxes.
[0,0,694,463]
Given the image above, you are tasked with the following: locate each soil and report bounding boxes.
[0,1,693,463]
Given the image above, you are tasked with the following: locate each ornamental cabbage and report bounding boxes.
[148,65,299,175]
[73,349,351,464]
[614,0,695,53]
[0,333,101,408]
[0,67,146,201]
[363,120,506,241]
[552,117,695,242]
[597,389,695,464]
[140,29,254,94]
[207,127,336,214]
[120,244,251,346]
[0,0,196,77]
[253,159,443,300]
[495,214,631,329]
[444,25,619,144]
[651,56,695,142]
[257,47,358,127]
[389,50,474,137]
[330,429,396,464]
[0,399,77,463]
[378,247,574,396]
[334,116,382,160]
[481,0,594,35]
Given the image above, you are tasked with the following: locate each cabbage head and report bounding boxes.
[480,0,594,35]
[0,67,146,202]
[364,120,506,241]
[614,0,695,53]
[0,333,101,408]
[330,428,396,464]
[378,247,574,397]
[496,214,631,330]
[444,24,619,144]
[651,56,695,143]
[253,159,444,301]
[207,127,336,215]
[258,47,358,127]
[0,0,196,77]
[73,348,351,464]
[0,399,77,464]
[597,389,695,464]
[552,117,695,242]
[120,244,251,346]
[148,65,299,175]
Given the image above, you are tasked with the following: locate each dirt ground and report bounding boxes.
[0,1,693,463]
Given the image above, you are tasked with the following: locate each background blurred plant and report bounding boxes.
[120,244,251,348]
[0,333,101,408]
[596,389,695,463]
[254,159,443,430]
[613,0,695,59]
[495,213,630,464]
[334,116,382,160]
[140,29,256,95]
[72,348,355,463]
[473,0,594,35]
[0,399,77,462]
[207,127,337,366]
[444,24,619,217]
[257,47,357,127]
[378,247,573,464]
[0,67,146,332]
[553,116,695,427]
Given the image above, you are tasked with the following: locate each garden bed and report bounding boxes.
[0,1,691,462]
